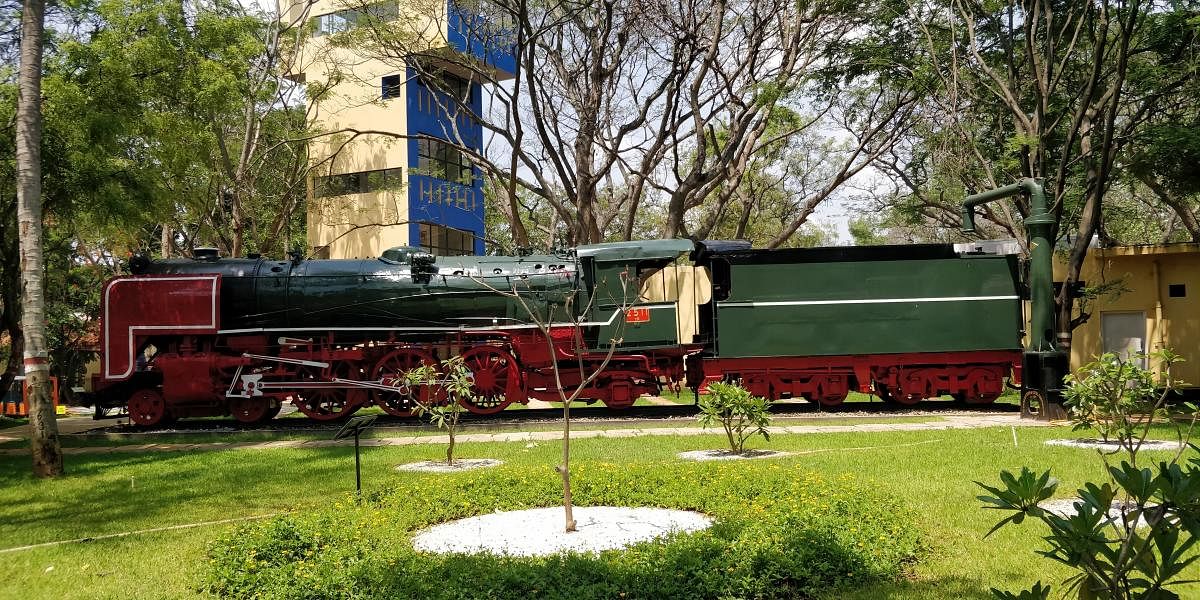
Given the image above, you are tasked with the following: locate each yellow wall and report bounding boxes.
[1057,244,1200,385]
[279,0,453,258]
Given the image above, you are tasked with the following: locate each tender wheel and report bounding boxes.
[128,388,168,427]
[880,384,921,405]
[459,346,519,415]
[371,349,437,417]
[874,384,894,403]
[808,384,847,407]
[292,362,365,421]
[229,398,279,424]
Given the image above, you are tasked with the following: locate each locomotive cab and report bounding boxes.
[576,239,699,352]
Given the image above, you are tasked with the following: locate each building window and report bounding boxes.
[418,223,475,256]
[381,74,402,100]
[1169,284,1187,298]
[420,71,469,102]
[417,138,473,186]
[314,172,360,198]
[313,167,405,198]
[311,1,398,37]
[441,73,470,102]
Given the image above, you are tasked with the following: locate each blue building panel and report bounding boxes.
[447,3,517,76]
[406,66,486,256]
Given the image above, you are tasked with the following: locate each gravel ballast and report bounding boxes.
[412,506,712,556]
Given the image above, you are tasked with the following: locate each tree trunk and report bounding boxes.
[1142,174,1200,243]
[16,0,63,477]
[446,425,455,466]
[161,224,173,258]
[559,401,576,532]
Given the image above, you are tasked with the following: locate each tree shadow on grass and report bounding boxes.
[0,447,368,546]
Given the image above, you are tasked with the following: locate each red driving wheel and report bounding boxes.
[128,388,168,427]
[371,348,437,417]
[459,346,520,415]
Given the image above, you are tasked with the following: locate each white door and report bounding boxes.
[1101,311,1147,366]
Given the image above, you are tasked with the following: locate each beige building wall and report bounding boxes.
[279,0,452,259]
[1055,244,1200,386]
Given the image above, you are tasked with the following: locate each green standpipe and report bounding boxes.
[962,178,1068,420]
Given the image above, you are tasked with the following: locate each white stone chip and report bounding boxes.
[1040,498,1154,528]
[395,459,503,473]
[1045,439,1182,452]
[412,506,712,556]
[676,449,789,461]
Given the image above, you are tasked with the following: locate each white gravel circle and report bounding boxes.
[677,449,789,461]
[396,459,503,473]
[1041,498,1152,528]
[1045,439,1182,451]
[412,506,712,556]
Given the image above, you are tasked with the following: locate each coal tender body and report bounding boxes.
[689,243,1024,406]
[95,241,697,426]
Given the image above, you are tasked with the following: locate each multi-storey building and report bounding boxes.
[278,0,513,258]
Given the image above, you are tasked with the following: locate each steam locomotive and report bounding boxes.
[93,237,1034,427]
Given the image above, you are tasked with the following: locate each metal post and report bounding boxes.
[333,415,377,495]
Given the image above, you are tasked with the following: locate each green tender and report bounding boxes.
[714,255,1022,358]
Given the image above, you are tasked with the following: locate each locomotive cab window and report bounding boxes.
[710,258,731,301]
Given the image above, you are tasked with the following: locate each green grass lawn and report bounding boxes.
[1,425,1196,599]
[0,415,944,449]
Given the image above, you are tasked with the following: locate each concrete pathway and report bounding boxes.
[0,413,1049,456]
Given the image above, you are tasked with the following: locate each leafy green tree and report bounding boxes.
[848,215,891,246]
[1063,352,1180,450]
[868,0,1199,338]
[1,0,314,422]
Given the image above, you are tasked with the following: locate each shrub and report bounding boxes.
[1062,351,1176,447]
[978,349,1200,600]
[696,381,772,453]
[205,462,923,599]
[404,356,472,465]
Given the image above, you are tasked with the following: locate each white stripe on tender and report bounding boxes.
[719,295,1018,308]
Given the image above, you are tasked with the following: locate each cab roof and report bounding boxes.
[575,239,695,262]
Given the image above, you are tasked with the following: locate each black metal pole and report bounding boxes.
[354,428,362,494]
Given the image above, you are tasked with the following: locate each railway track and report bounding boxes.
[84,399,1020,436]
